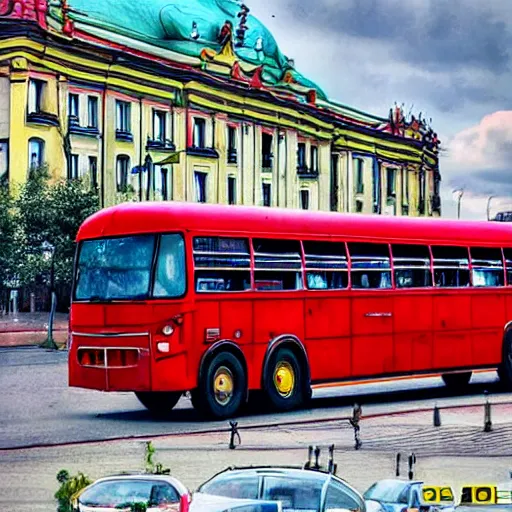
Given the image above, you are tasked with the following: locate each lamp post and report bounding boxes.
[41,241,58,350]
[487,195,496,221]
[453,189,464,219]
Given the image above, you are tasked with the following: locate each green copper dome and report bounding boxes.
[62,0,326,99]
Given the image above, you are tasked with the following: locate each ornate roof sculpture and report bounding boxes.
[0,0,441,152]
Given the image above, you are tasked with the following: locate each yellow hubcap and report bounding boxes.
[213,366,234,406]
[274,361,295,398]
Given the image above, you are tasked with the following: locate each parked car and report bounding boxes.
[363,479,455,512]
[190,493,282,511]
[71,474,190,511]
[197,466,365,512]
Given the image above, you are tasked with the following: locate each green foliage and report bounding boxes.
[54,469,92,512]
[0,169,100,297]
[144,441,170,475]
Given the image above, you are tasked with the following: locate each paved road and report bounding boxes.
[0,346,510,449]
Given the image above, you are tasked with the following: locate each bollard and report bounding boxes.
[433,403,441,427]
[349,403,362,450]
[304,445,313,469]
[313,446,321,469]
[396,453,401,477]
[328,444,337,474]
[229,420,241,449]
[484,391,492,432]
[408,452,416,480]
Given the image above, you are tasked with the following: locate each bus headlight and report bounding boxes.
[162,325,174,336]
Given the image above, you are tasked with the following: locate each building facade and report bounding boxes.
[0,0,441,216]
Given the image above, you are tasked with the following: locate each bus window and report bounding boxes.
[193,237,251,292]
[432,246,470,287]
[153,234,186,298]
[470,247,504,287]
[392,244,432,288]
[504,249,512,286]
[253,239,303,291]
[348,243,392,289]
[303,240,348,290]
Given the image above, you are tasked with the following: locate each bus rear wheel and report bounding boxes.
[135,391,182,415]
[441,372,472,389]
[264,347,304,412]
[193,351,246,419]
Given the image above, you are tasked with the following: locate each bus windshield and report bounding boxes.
[75,235,156,301]
[75,233,187,301]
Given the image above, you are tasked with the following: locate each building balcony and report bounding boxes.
[146,138,176,151]
[186,146,219,158]
[297,166,319,179]
[116,130,134,142]
[68,117,100,137]
[227,148,237,164]
[26,111,60,127]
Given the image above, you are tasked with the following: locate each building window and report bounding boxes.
[227,126,237,164]
[387,167,396,199]
[161,168,169,200]
[402,168,409,204]
[28,138,45,170]
[354,158,364,194]
[262,182,271,207]
[297,143,306,170]
[228,176,236,205]
[300,189,310,210]
[69,154,79,180]
[88,96,98,129]
[116,155,130,192]
[68,93,79,120]
[89,156,98,189]
[28,80,44,114]
[153,110,167,142]
[193,118,206,148]
[116,101,131,133]
[310,146,318,174]
[194,171,207,203]
[330,154,339,212]
[355,200,363,213]
[262,132,273,169]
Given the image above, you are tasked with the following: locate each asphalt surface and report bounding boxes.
[1,346,511,450]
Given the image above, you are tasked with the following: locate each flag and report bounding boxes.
[155,151,181,165]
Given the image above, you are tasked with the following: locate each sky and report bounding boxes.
[249,0,512,220]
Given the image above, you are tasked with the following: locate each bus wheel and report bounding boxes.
[194,352,246,419]
[264,347,304,411]
[441,372,472,389]
[135,391,182,415]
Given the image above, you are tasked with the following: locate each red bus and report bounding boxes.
[69,202,512,419]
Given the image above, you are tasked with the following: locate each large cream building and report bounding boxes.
[0,0,441,216]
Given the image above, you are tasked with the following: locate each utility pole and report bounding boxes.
[487,195,495,221]
[453,189,464,219]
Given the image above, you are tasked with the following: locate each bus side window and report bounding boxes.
[348,242,392,289]
[253,239,303,291]
[153,234,186,298]
[303,240,348,290]
[193,237,251,293]
[470,247,504,287]
[392,244,432,288]
[432,246,470,287]
[504,249,512,286]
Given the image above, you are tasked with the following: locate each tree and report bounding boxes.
[0,186,16,311]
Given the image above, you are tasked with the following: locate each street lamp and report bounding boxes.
[487,195,496,221]
[41,241,58,350]
[452,189,464,219]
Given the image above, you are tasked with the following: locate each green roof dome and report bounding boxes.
[64,0,326,99]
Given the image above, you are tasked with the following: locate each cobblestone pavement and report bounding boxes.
[2,404,512,512]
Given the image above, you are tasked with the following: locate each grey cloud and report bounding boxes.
[285,0,511,73]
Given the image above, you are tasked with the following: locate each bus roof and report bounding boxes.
[76,202,512,246]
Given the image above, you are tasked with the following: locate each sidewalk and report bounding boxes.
[0,312,68,347]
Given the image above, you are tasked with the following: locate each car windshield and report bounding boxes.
[79,479,179,508]
[74,234,186,301]
[363,481,409,503]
